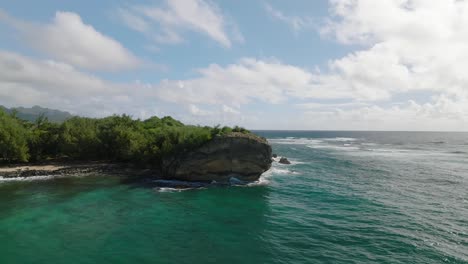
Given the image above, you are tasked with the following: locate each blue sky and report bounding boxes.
[1,0,468,131]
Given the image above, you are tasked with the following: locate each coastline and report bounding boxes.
[0,162,160,179]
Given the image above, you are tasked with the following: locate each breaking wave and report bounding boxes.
[0,174,67,182]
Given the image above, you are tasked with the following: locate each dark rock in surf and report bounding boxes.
[279,157,291,165]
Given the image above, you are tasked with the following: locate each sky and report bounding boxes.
[1,0,468,131]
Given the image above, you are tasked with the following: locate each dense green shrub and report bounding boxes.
[59,117,100,159]
[0,109,250,165]
[0,110,30,162]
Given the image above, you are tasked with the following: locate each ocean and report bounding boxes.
[0,131,467,263]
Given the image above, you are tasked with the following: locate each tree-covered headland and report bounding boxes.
[0,109,249,166]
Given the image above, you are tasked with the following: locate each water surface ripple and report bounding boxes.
[1,131,467,263]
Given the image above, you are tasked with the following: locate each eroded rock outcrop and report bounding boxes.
[163,132,272,182]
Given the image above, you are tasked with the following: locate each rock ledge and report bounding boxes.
[163,132,272,182]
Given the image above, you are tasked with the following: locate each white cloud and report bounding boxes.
[118,0,242,47]
[222,105,240,114]
[188,104,210,116]
[2,45,468,130]
[182,104,245,126]
[2,0,468,130]
[300,96,468,131]
[148,58,316,106]
[292,0,468,129]
[116,8,150,33]
[0,51,116,96]
[0,50,264,125]
[264,3,315,33]
[145,0,468,130]
[0,50,158,117]
[0,10,140,71]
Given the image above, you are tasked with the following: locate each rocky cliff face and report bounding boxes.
[163,132,272,183]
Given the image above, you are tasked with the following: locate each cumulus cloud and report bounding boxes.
[2,0,468,130]
[317,0,468,100]
[300,96,468,131]
[264,3,315,34]
[0,10,141,71]
[147,58,316,106]
[159,0,467,129]
[0,49,169,118]
[183,104,244,126]
[188,104,210,116]
[222,105,240,115]
[0,50,265,123]
[118,0,242,47]
[0,51,117,96]
[296,0,468,129]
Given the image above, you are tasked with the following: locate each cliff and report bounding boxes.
[163,132,272,183]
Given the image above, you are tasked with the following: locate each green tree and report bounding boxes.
[96,115,146,161]
[0,110,30,162]
[28,114,61,161]
[59,117,100,159]
[0,108,252,167]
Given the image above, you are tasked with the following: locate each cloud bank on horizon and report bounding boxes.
[0,0,467,131]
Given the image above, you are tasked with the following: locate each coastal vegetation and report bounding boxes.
[0,109,249,166]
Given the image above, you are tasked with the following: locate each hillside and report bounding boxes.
[0,105,73,123]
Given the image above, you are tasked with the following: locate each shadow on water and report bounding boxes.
[0,174,274,264]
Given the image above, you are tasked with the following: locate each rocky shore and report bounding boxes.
[163,132,272,183]
[0,163,157,179]
[1,132,273,184]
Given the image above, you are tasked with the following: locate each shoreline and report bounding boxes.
[0,162,266,189]
[0,162,160,179]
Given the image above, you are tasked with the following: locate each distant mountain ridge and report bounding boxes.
[0,105,73,123]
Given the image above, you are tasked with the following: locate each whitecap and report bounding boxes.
[245,165,299,187]
[288,159,305,165]
[268,138,324,145]
[307,145,360,151]
[323,137,358,142]
[154,187,194,193]
[0,175,64,182]
[270,167,295,174]
[246,177,270,187]
[247,171,272,186]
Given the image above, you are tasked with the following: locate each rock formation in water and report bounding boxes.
[279,157,291,164]
[163,132,272,182]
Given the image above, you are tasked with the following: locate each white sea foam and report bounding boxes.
[307,144,360,151]
[362,143,378,146]
[367,148,411,153]
[288,159,305,165]
[154,187,194,193]
[271,167,297,175]
[246,165,299,187]
[268,137,359,146]
[323,137,358,142]
[268,138,324,145]
[247,170,273,186]
[270,136,441,157]
[0,175,66,182]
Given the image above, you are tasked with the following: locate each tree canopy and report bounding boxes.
[0,109,250,166]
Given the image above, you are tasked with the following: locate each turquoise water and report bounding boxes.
[1,131,467,263]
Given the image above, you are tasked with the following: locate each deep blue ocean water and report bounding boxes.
[1,131,467,263]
